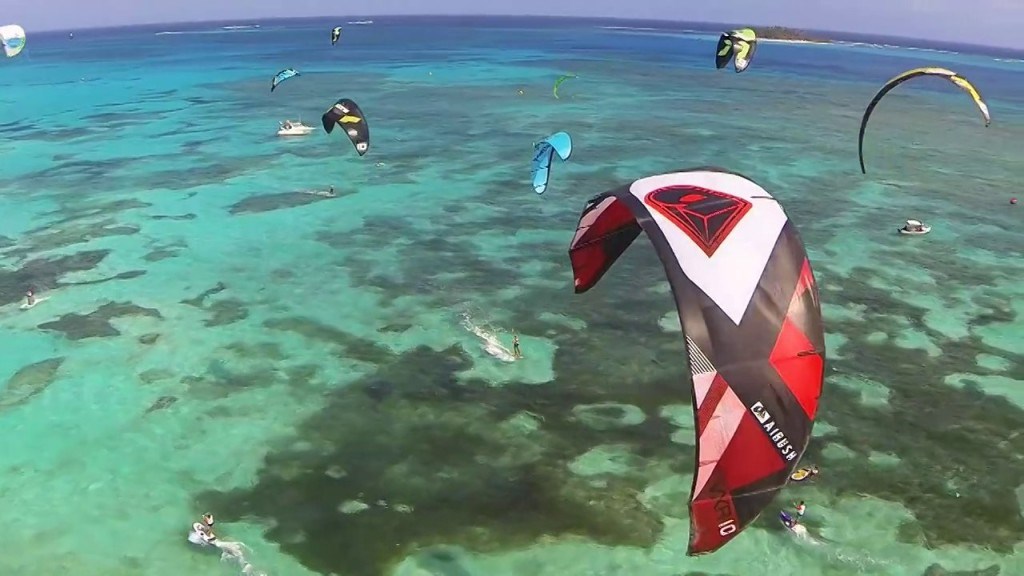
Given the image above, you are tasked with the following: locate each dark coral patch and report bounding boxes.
[151,213,197,221]
[0,249,110,306]
[60,269,146,287]
[181,282,227,308]
[228,191,340,215]
[144,395,178,414]
[204,299,249,327]
[38,302,162,340]
[0,358,66,409]
[197,346,667,576]
[263,317,395,365]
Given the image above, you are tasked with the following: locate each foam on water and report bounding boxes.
[460,311,517,362]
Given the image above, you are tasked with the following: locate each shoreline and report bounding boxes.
[760,38,831,45]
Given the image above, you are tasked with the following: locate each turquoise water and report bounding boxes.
[2,16,1024,576]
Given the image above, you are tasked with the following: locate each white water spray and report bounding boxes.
[459,312,516,362]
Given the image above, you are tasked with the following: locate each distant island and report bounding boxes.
[755,26,831,43]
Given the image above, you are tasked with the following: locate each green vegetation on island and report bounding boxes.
[756,26,831,43]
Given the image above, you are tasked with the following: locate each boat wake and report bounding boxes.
[460,312,516,362]
[189,531,267,575]
[216,540,267,576]
[790,524,822,546]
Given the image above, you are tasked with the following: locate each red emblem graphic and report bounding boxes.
[645,185,752,257]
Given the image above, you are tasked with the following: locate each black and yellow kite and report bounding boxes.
[858,67,990,173]
[716,28,758,73]
[322,98,370,156]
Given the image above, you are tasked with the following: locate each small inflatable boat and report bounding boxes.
[790,466,818,482]
[898,219,930,235]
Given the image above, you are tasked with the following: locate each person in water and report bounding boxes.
[194,513,216,541]
[795,500,807,517]
[512,332,522,358]
[25,289,35,307]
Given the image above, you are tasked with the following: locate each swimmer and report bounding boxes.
[512,332,522,359]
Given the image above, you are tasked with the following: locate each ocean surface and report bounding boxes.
[2,15,1024,576]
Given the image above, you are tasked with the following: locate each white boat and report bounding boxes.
[277,120,315,136]
[898,219,931,235]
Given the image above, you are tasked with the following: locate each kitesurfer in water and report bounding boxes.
[512,332,522,358]
[327,185,336,197]
[24,289,35,307]
[795,500,807,517]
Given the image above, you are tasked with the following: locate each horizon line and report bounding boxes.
[27,13,1013,51]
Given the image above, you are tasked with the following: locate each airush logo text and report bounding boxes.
[750,401,796,461]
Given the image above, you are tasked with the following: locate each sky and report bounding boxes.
[3,0,1023,46]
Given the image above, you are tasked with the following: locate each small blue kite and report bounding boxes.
[531,131,572,194]
[271,68,299,92]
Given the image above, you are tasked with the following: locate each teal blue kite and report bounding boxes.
[531,131,572,194]
[271,68,299,92]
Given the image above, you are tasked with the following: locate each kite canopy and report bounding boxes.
[569,167,825,555]
[331,26,342,45]
[322,98,370,156]
[271,68,299,92]
[716,28,757,73]
[1,24,26,58]
[531,131,572,194]
[553,73,577,99]
[858,67,990,173]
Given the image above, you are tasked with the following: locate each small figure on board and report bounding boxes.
[794,500,807,517]
[512,332,522,359]
[189,513,217,546]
